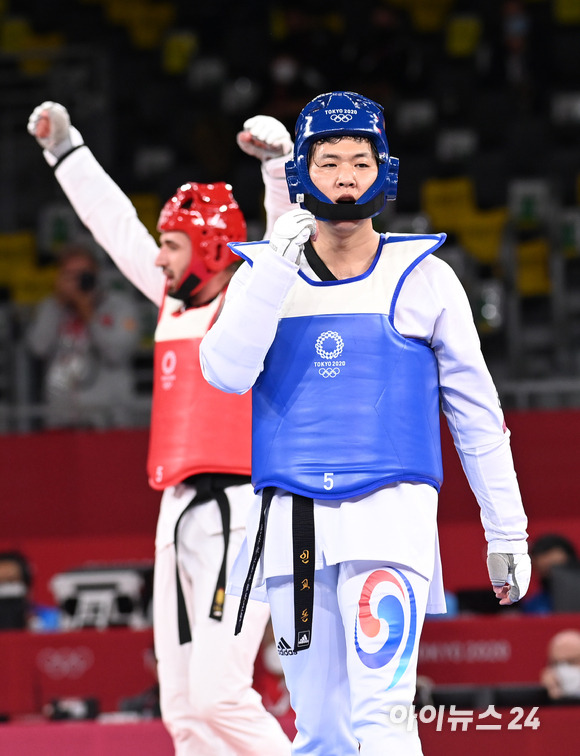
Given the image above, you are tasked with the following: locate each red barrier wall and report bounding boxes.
[1,614,575,719]
[0,429,159,604]
[0,628,155,717]
[419,613,580,685]
[1,409,580,605]
[437,409,580,593]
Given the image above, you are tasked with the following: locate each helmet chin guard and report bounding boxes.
[285,91,399,221]
[157,182,246,301]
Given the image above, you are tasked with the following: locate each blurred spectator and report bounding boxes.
[25,243,142,429]
[540,629,580,701]
[523,534,579,614]
[0,551,60,632]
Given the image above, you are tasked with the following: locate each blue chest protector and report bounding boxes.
[246,235,444,500]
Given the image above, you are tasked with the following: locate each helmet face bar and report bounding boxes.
[285,91,399,221]
[157,182,246,300]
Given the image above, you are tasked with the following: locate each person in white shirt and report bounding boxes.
[28,101,293,756]
[26,241,141,429]
[200,90,531,756]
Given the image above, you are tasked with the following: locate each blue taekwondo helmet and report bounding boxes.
[285,91,399,221]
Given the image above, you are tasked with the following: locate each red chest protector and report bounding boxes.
[147,291,251,491]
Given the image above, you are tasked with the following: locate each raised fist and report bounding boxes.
[27,101,84,166]
[237,115,293,162]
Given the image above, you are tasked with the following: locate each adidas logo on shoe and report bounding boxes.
[277,637,297,656]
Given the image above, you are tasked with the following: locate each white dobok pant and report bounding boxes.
[153,488,291,756]
[266,560,430,756]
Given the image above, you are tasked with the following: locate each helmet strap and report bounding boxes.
[172,272,202,304]
[303,192,385,221]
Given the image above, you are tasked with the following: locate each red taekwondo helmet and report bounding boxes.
[285,91,399,221]
[157,182,247,301]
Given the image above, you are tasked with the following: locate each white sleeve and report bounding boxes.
[200,248,299,393]
[396,255,528,555]
[25,297,63,358]
[261,155,294,239]
[54,147,166,306]
[89,292,142,365]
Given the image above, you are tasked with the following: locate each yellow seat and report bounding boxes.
[129,4,176,50]
[11,264,58,305]
[457,208,508,266]
[516,237,552,297]
[103,0,143,25]
[0,261,13,287]
[0,17,31,52]
[162,30,198,75]
[19,33,65,76]
[554,0,580,24]
[103,0,176,50]
[421,176,477,233]
[0,230,37,291]
[445,14,482,57]
[0,231,36,264]
[0,259,38,288]
[0,18,64,75]
[409,0,456,33]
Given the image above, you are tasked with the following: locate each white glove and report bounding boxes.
[236,115,293,162]
[27,101,84,167]
[269,208,317,265]
[487,552,531,605]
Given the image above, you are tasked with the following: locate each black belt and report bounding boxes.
[291,494,315,652]
[174,473,249,645]
[235,488,315,652]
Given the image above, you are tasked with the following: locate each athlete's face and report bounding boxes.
[156,231,192,293]
[308,137,378,207]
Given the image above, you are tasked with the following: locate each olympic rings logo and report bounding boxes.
[319,367,340,378]
[315,331,344,360]
[330,114,353,123]
[37,647,95,680]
